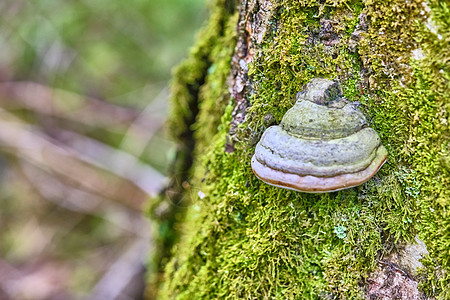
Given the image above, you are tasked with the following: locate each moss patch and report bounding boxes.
[146,1,238,297]
[158,0,449,298]
[359,0,449,296]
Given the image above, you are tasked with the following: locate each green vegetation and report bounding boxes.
[158,0,449,298]
[1,0,206,103]
[0,1,207,298]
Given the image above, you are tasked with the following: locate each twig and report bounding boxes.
[0,81,164,132]
[89,233,151,300]
[0,109,167,209]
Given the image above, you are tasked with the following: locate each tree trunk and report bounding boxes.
[149,0,449,298]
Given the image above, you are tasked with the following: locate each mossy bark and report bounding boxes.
[149,0,449,298]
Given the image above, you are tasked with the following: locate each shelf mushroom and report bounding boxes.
[251,78,387,193]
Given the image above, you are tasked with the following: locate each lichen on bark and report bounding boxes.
[151,0,449,299]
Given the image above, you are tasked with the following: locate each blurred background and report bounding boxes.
[0,0,206,299]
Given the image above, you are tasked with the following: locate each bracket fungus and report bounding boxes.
[251,78,387,193]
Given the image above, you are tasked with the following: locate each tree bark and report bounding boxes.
[149,0,449,298]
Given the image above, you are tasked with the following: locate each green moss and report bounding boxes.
[158,0,449,298]
[359,0,449,296]
[146,1,238,297]
[193,12,239,151]
[168,3,226,142]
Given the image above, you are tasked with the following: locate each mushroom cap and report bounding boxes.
[255,126,384,177]
[251,78,387,192]
[281,100,367,139]
[251,146,387,193]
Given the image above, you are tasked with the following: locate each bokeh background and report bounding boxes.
[0,1,206,299]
